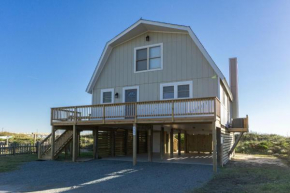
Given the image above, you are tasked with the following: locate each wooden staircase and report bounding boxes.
[38,130,73,160]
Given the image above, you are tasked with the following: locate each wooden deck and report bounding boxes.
[51,97,221,126]
[42,97,248,173]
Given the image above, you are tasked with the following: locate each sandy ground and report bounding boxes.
[231,153,288,168]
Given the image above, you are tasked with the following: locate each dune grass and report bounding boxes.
[194,156,290,193]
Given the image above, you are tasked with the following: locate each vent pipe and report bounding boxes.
[229,58,239,118]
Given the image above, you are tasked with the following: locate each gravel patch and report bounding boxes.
[0,160,213,193]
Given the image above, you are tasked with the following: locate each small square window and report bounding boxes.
[178,85,189,98]
[103,92,112,103]
[163,86,174,99]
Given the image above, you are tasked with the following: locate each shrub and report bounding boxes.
[236,132,290,156]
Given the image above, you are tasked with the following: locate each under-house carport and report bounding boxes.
[96,123,216,166]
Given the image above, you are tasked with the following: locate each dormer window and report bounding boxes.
[134,43,163,73]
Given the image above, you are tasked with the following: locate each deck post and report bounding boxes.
[148,128,152,162]
[93,129,95,158]
[51,126,55,160]
[124,130,128,155]
[170,128,173,158]
[72,125,77,162]
[151,127,153,160]
[165,132,167,153]
[93,128,99,159]
[137,130,139,154]
[167,133,170,153]
[184,130,188,154]
[38,142,41,159]
[178,130,181,155]
[70,141,73,158]
[160,127,164,160]
[111,129,115,157]
[77,130,81,157]
[212,121,217,172]
[133,123,137,166]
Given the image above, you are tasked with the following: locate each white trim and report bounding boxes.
[122,86,139,103]
[134,43,163,73]
[100,88,114,104]
[160,81,193,100]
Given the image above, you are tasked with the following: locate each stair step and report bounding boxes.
[39,130,73,160]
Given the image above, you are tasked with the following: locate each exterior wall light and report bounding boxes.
[146,35,150,41]
[115,93,119,98]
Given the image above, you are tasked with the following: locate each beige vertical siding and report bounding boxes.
[92,32,218,104]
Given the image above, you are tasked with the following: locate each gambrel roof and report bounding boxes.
[86,19,232,100]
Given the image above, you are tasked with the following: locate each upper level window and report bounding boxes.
[100,88,114,104]
[163,86,174,99]
[160,81,193,100]
[178,85,190,98]
[134,43,163,73]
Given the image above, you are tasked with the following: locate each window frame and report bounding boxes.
[134,43,163,73]
[100,88,114,104]
[160,81,193,100]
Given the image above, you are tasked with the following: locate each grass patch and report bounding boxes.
[56,150,94,161]
[0,154,37,173]
[194,158,290,193]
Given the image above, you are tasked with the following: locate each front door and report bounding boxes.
[125,89,137,118]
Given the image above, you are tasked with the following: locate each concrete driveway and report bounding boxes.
[0,160,213,193]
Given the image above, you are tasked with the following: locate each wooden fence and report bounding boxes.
[0,144,38,156]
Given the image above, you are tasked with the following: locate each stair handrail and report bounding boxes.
[38,133,52,159]
[54,130,73,156]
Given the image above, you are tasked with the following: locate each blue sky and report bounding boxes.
[0,0,289,135]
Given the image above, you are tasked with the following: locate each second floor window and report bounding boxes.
[135,43,163,72]
[103,92,112,103]
[101,88,114,104]
[163,86,174,99]
[160,81,193,100]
